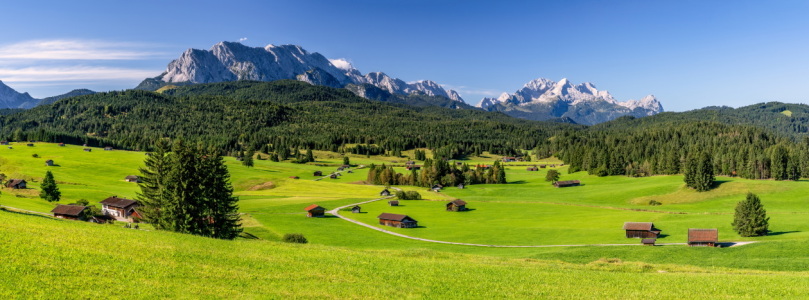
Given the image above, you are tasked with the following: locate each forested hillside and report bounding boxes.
[0,80,576,157]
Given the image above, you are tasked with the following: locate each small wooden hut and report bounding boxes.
[377,213,418,228]
[527,166,539,171]
[5,179,27,189]
[313,171,323,176]
[45,159,55,166]
[51,205,88,220]
[304,204,326,218]
[124,175,140,183]
[83,148,92,152]
[431,184,443,192]
[351,206,361,213]
[641,238,656,246]
[329,174,338,179]
[26,143,34,147]
[446,200,468,212]
[688,229,718,247]
[380,189,391,197]
[104,146,113,151]
[388,200,399,206]
[58,143,65,147]
[553,180,581,188]
[457,183,465,189]
[623,222,662,238]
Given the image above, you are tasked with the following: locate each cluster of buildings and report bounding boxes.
[623,222,720,247]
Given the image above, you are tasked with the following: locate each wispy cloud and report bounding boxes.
[0,66,158,82]
[441,84,502,97]
[0,39,165,60]
[238,37,248,42]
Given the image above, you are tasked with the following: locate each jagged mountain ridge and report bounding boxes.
[478,78,663,125]
[0,81,96,109]
[136,41,464,102]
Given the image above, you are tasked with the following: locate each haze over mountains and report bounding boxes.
[0,81,95,109]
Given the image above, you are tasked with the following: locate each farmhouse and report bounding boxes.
[446,199,468,212]
[642,238,656,246]
[553,180,581,188]
[377,213,418,228]
[623,222,662,238]
[51,205,88,220]
[45,159,55,166]
[124,175,140,183]
[313,171,323,176]
[351,206,361,213]
[380,189,391,196]
[527,166,538,171]
[304,204,326,217]
[100,196,140,221]
[83,148,92,152]
[688,228,719,247]
[5,179,27,189]
[388,200,399,206]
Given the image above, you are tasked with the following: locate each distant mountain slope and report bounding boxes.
[593,102,809,139]
[37,89,96,106]
[0,81,38,109]
[478,78,663,125]
[136,41,464,103]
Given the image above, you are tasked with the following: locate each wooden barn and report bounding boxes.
[553,180,581,188]
[313,171,323,176]
[45,159,55,166]
[688,228,718,247]
[83,148,92,152]
[642,238,656,246]
[405,165,422,171]
[329,174,338,179]
[446,199,468,212]
[377,213,418,228]
[5,179,27,189]
[100,196,140,221]
[623,222,662,238]
[527,166,539,171]
[51,205,88,220]
[431,184,443,192]
[351,206,361,213]
[124,175,140,183]
[104,146,113,151]
[304,204,326,218]
[539,165,547,168]
[388,200,399,206]
[380,189,391,197]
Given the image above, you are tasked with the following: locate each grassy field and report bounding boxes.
[3,209,809,298]
[3,142,809,295]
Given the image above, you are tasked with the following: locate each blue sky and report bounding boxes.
[1,0,808,111]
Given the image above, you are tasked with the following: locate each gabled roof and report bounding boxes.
[377,213,416,222]
[304,204,325,211]
[51,205,87,216]
[688,228,718,242]
[449,200,467,206]
[623,222,654,231]
[380,189,391,194]
[6,179,26,186]
[641,238,656,244]
[100,196,138,208]
[125,175,139,179]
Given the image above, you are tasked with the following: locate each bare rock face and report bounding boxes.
[477,78,663,125]
[138,42,464,103]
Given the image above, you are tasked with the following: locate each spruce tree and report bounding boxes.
[732,192,769,237]
[242,147,255,167]
[305,148,314,163]
[137,139,172,230]
[39,170,60,202]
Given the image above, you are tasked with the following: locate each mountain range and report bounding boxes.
[0,81,95,109]
[477,78,663,125]
[135,41,464,103]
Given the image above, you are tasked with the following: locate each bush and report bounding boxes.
[396,190,422,200]
[282,233,308,244]
[32,153,39,158]
[648,200,662,206]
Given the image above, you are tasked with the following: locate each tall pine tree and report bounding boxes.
[39,170,60,202]
[732,192,769,237]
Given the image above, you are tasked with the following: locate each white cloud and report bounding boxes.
[238,37,248,42]
[441,84,501,97]
[0,39,164,60]
[328,58,355,71]
[0,66,158,82]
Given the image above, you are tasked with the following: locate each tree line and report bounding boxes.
[366,159,507,187]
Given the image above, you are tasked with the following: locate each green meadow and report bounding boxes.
[3,143,809,297]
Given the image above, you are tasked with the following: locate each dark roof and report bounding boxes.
[388,200,400,205]
[45,159,54,162]
[642,238,656,244]
[377,213,416,222]
[381,189,391,194]
[688,229,718,243]
[623,222,654,231]
[449,199,467,206]
[304,204,325,211]
[6,179,26,187]
[100,196,138,208]
[352,205,361,209]
[51,205,87,216]
[554,180,581,186]
[125,175,139,179]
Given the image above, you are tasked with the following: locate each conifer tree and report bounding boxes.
[242,147,255,167]
[732,192,769,237]
[137,139,172,230]
[39,170,60,202]
[305,148,314,163]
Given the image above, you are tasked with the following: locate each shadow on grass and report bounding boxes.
[0,208,53,220]
[767,230,799,236]
[711,180,731,189]
[656,234,670,238]
[509,180,528,184]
